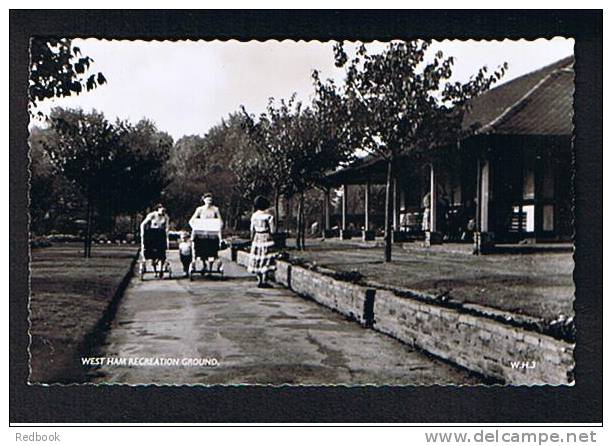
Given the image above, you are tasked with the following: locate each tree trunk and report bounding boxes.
[300,192,306,250]
[233,200,241,231]
[84,197,92,258]
[296,195,303,250]
[107,197,113,235]
[285,196,291,235]
[384,157,394,262]
[132,213,139,241]
[274,189,280,234]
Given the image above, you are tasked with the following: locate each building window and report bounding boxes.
[512,204,535,232]
[543,204,554,231]
[523,164,535,200]
[541,159,555,200]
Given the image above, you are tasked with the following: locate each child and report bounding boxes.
[247,196,276,288]
[178,232,193,276]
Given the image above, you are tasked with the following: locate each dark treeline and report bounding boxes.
[30,108,173,256]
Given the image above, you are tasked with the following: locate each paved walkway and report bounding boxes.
[90,251,482,385]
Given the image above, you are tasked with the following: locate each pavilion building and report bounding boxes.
[322,55,574,253]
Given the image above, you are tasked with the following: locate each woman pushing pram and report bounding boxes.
[188,193,225,279]
[139,203,172,279]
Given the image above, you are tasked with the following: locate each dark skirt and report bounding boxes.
[143,228,166,260]
[193,235,219,259]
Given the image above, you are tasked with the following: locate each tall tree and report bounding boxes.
[164,113,260,230]
[241,97,300,230]
[114,119,173,229]
[164,135,210,226]
[29,126,58,234]
[243,96,354,249]
[29,38,106,116]
[29,126,87,235]
[44,108,120,257]
[231,148,274,222]
[317,41,507,261]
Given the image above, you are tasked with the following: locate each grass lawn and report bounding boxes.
[287,239,574,322]
[29,244,137,383]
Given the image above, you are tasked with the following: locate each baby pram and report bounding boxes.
[139,227,172,280]
[188,217,224,280]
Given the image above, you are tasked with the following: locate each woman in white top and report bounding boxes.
[140,203,169,276]
[189,193,223,264]
[247,195,276,287]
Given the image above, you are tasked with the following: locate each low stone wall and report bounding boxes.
[275,260,291,287]
[220,247,250,265]
[241,259,574,384]
[278,261,374,326]
[372,290,574,385]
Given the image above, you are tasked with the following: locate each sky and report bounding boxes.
[30,38,574,141]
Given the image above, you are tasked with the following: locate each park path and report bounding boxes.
[89,251,482,385]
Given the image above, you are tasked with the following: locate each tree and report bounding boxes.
[231,148,274,220]
[44,108,120,257]
[318,41,507,261]
[243,96,354,249]
[114,119,173,232]
[164,134,210,225]
[29,126,58,234]
[164,113,261,230]
[29,126,85,235]
[241,97,299,231]
[288,106,355,249]
[29,38,106,116]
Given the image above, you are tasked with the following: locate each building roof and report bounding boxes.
[324,55,575,185]
[465,55,574,136]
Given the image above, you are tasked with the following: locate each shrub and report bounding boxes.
[46,233,82,243]
[30,236,52,248]
[545,315,576,342]
[330,270,364,284]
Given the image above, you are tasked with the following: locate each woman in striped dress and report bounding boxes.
[247,196,276,288]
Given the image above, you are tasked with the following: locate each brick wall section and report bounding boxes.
[373,290,574,385]
[218,248,232,261]
[250,260,573,384]
[275,260,291,287]
[220,248,249,266]
[236,250,250,267]
[287,264,374,326]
